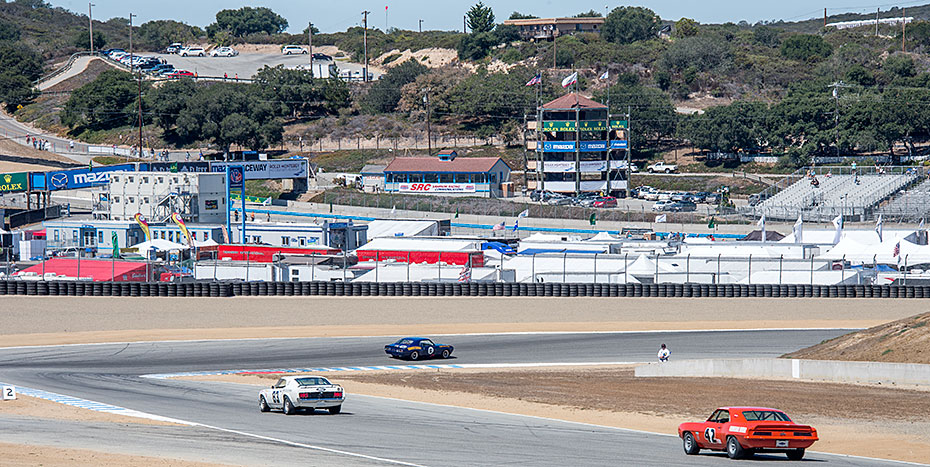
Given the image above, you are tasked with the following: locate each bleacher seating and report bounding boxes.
[751,172,918,221]
[878,178,930,221]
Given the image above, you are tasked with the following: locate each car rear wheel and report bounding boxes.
[649,168,655,173]
[409,351,420,361]
[259,396,270,412]
[665,169,671,173]
[441,349,451,359]
[682,432,700,455]
[786,449,805,461]
[726,436,744,459]
[329,405,342,414]
[283,396,295,415]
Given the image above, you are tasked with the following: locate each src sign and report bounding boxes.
[398,183,476,193]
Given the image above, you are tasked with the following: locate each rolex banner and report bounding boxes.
[0,172,28,194]
[542,121,608,132]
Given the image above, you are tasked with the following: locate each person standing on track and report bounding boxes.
[658,343,670,362]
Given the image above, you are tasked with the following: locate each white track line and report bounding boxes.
[0,328,857,351]
[141,361,640,379]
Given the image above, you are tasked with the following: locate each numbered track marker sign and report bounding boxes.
[2,385,15,400]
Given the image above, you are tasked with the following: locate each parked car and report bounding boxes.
[647,162,678,173]
[691,192,709,203]
[165,43,183,54]
[657,191,674,201]
[210,46,238,57]
[573,192,601,206]
[592,196,618,208]
[148,64,175,75]
[705,192,721,204]
[665,201,697,212]
[281,45,308,55]
[165,70,195,78]
[312,52,333,61]
[643,190,661,201]
[652,200,673,211]
[547,195,574,206]
[670,192,691,202]
[179,46,205,57]
[748,193,769,206]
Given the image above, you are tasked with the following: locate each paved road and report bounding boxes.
[0,329,904,466]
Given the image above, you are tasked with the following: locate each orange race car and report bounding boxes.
[678,407,818,460]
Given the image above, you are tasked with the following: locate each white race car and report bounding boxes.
[259,376,345,415]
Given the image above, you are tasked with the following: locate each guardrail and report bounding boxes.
[34,52,97,86]
[0,281,928,298]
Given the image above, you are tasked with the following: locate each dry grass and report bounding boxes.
[786,312,930,364]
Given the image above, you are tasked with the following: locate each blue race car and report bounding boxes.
[384,337,453,361]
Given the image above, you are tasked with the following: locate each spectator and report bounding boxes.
[69,141,74,152]
[658,344,670,362]
[186,152,191,161]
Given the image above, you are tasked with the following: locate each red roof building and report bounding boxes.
[16,258,149,282]
[383,153,512,198]
[541,93,607,110]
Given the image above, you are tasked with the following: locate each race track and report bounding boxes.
[0,330,911,466]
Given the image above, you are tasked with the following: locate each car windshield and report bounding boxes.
[295,377,331,386]
[741,410,791,422]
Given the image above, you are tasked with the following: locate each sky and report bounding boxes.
[50,0,929,33]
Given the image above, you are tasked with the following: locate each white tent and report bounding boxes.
[588,231,618,242]
[193,238,219,248]
[625,254,679,275]
[127,239,189,251]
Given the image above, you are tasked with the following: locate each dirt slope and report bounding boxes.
[785,312,930,363]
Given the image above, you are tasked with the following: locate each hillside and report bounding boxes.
[777,5,930,33]
[785,312,930,364]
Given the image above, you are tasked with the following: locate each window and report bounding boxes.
[292,269,299,276]
[160,231,166,240]
[143,197,149,204]
[112,176,119,182]
[113,196,120,203]
[98,231,104,243]
[128,176,134,183]
[72,231,78,242]
[54,229,60,241]
[142,177,149,183]
[157,177,164,183]
[128,197,135,203]
[281,236,290,246]
[299,237,306,246]
[741,411,791,422]
[203,232,209,241]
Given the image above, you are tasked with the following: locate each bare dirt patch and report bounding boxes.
[0,442,231,467]
[0,297,915,348]
[374,48,457,68]
[0,395,182,426]
[786,311,930,364]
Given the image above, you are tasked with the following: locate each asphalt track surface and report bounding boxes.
[0,329,913,466]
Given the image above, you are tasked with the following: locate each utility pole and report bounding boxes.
[419,19,423,33]
[424,88,431,155]
[824,8,827,28]
[385,5,388,31]
[308,21,313,78]
[552,34,557,69]
[875,8,880,37]
[129,13,142,157]
[362,11,370,83]
[463,16,467,34]
[88,2,95,53]
[828,81,849,158]
[903,8,907,52]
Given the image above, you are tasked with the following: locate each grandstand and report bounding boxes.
[878,178,930,222]
[746,166,920,222]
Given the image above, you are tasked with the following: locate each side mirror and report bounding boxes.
[270,385,275,388]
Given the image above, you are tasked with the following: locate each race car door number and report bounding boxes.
[775,440,789,448]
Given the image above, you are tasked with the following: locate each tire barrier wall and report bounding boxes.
[1,281,929,299]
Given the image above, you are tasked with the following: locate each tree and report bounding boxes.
[363,59,428,113]
[752,25,781,47]
[780,34,832,61]
[0,43,43,112]
[602,6,660,44]
[509,12,537,20]
[173,83,282,151]
[677,102,769,152]
[594,84,676,149]
[0,19,21,42]
[574,10,602,18]
[884,54,916,78]
[466,2,495,34]
[448,66,550,136]
[253,65,349,118]
[60,69,140,130]
[72,30,107,50]
[674,18,699,38]
[661,36,730,73]
[207,7,288,38]
[905,21,930,49]
[138,20,203,49]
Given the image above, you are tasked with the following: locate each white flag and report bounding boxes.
[757,214,766,242]
[655,214,667,223]
[793,214,803,243]
[561,71,578,88]
[875,214,883,242]
[920,218,925,231]
[599,70,609,80]
[518,209,529,218]
[832,215,843,245]
[391,205,396,215]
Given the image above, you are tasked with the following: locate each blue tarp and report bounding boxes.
[518,249,604,255]
[482,242,517,255]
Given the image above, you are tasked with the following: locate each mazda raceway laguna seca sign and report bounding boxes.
[45,164,136,191]
[210,160,308,180]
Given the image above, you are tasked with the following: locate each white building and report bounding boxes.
[106,171,227,224]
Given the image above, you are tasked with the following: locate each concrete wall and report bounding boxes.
[635,358,930,387]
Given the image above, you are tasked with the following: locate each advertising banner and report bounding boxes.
[541,121,576,131]
[540,161,631,173]
[579,141,608,151]
[610,120,629,129]
[210,159,307,180]
[45,164,136,191]
[0,172,28,194]
[398,183,477,193]
[542,141,576,152]
[578,121,607,131]
[610,140,629,149]
[142,162,211,173]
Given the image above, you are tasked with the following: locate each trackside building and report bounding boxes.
[382,151,511,198]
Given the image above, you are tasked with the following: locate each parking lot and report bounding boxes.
[155,52,381,80]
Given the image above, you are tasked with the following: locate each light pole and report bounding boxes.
[362,11,370,83]
[419,19,423,33]
[88,3,96,53]
[308,21,313,78]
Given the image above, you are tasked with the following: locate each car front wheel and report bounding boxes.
[409,351,420,361]
[283,396,295,415]
[682,432,700,455]
[786,449,805,461]
[726,436,744,459]
[259,396,270,412]
[441,349,451,359]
